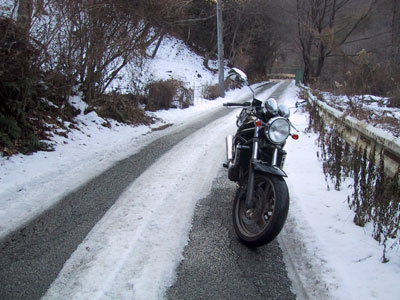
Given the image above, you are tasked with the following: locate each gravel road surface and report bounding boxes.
[166,169,296,300]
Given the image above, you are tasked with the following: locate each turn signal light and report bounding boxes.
[255,120,262,127]
[292,134,299,140]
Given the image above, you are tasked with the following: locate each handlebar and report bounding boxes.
[223,102,251,107]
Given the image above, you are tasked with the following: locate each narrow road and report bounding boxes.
[0,106,240,300]
[0,81,290,300]
[167,80,296,300]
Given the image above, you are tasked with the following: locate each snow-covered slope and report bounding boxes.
[108,35,219,97]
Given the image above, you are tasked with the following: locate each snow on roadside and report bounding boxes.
[279,81,400,300]
[314,91,400,138]
[0,95,216,240]
[0,33,225,241]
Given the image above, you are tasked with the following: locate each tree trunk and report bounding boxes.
[151,31,165,59]
[392,0,400,66]
[16,0,33,42]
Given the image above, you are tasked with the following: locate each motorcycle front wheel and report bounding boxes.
[233,174,289,247]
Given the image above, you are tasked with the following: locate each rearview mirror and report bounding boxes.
[227,68,248,84]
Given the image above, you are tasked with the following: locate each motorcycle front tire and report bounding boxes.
[232,174,289,247]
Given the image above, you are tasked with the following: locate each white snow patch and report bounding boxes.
[279,81,400,300]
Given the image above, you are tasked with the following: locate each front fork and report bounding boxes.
[245,120,279,209]
[245,123,260,209]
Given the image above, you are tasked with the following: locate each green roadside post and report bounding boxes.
[295,69,304,85]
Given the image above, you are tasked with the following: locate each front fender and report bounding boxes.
[253,161,287,177]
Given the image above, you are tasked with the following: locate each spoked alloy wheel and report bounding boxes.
[233,174,289,247]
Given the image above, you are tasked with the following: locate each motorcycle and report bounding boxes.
[223,68,298,247]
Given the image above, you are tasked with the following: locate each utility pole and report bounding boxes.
[217,0,225,97]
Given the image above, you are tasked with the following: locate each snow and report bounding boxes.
[316,91,400,138]
[0,0,16,18]
[279,82,400,300]
[108,35,219,98]
[0,33,399,300]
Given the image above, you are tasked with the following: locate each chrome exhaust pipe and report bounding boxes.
[226,135,233,161]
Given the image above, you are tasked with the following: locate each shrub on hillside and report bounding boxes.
[202,83,220,100]
[144,79,193,111]
[202,78,244,100]
[0,17,55,154]
[0,17,81,155]
[86,93,153,125]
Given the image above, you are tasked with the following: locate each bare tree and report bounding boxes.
[221,0,281,78]
[30,0,163,100]
[296,0,379,83]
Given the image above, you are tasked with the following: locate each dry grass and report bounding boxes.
[86,93,153,125]
[145,79,193,111]
[202,83,220,100]
[303,86,400,262]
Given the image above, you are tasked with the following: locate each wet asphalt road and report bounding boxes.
[0,81,293,300]
[166,168,296,300]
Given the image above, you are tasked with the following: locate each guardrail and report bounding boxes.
[301,85,400,178]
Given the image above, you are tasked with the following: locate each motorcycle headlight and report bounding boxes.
[265,117,290,144]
